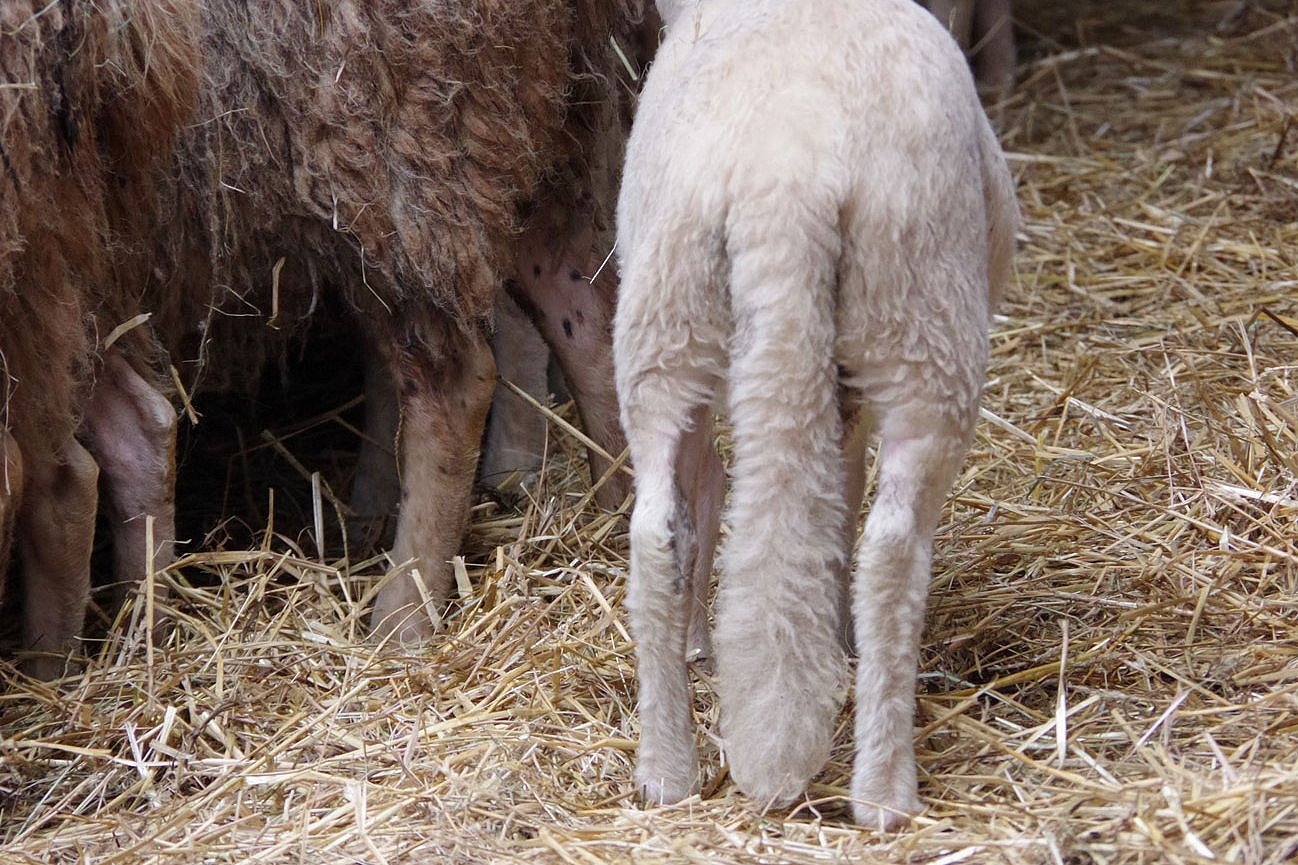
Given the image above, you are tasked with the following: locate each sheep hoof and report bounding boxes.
[635,765,700,806]
[849,772,922,831]
[851,799,920,832]
[481,468,540,509]
[684,644,714,675]
[369,606,438,650]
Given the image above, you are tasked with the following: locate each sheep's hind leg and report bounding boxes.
[972,0,1016,98]
[80,349,178,623]
[348,343,401,556]
[19,437,99,679]
[850,403,973,830]
[510,217,628,510]
[480,289,550,501]
[0,431,23,598]
[369,323,496,647]
[677,405,723,667]
[623,381,717,805]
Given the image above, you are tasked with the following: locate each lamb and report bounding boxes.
[147,0,646,646]
[0,0,198,678]
[614,0,1018,829]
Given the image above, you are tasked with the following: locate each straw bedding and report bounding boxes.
[2,0,1296,862]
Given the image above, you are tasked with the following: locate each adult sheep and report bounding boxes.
[614,0,1018,829]
[0,0,198,679]
[149,0,646,645]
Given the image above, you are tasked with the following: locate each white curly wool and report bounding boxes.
[614,0,1018,829]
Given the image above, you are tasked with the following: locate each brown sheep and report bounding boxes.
[0,0,199,678]
[149,0,646,645]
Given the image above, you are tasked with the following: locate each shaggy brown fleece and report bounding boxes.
[154,0,649,395]
[0,0,198,501]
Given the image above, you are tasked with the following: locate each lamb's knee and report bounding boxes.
[627,479,693,614]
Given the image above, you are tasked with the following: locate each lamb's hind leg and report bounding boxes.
[677,405,723,667]
[617,224,726,804]
[836,393,870,654]
[850,402,974,829]
[622,379,716,805]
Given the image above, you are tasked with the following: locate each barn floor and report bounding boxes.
[3,2,1297,862]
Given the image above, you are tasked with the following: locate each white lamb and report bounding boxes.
[613,0,1018,829]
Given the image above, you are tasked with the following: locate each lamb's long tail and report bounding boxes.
[712,176,849,808]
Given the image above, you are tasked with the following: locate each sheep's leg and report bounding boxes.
[850,406,972,830]
[677,405,722,666]
[714,225,847,810]
[0,431,23,604]
[835,397,871,654]
[480,288,550,500]
[348,345,401,554]
[511,221,628,510]
[623,383,713,804]
[925,0,974,49]
[972,0,1015,96]
[369,326,497,646]
[617,202,728,805]
[18,437,99,679]
[80,350,177,617]
[924,0,1013,96]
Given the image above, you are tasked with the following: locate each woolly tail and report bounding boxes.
[712,182,849,807]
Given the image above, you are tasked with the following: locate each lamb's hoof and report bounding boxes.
[850,760,920,829]
[851,795,920,831]
[685,644,714,675]
[635,764,700,807]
